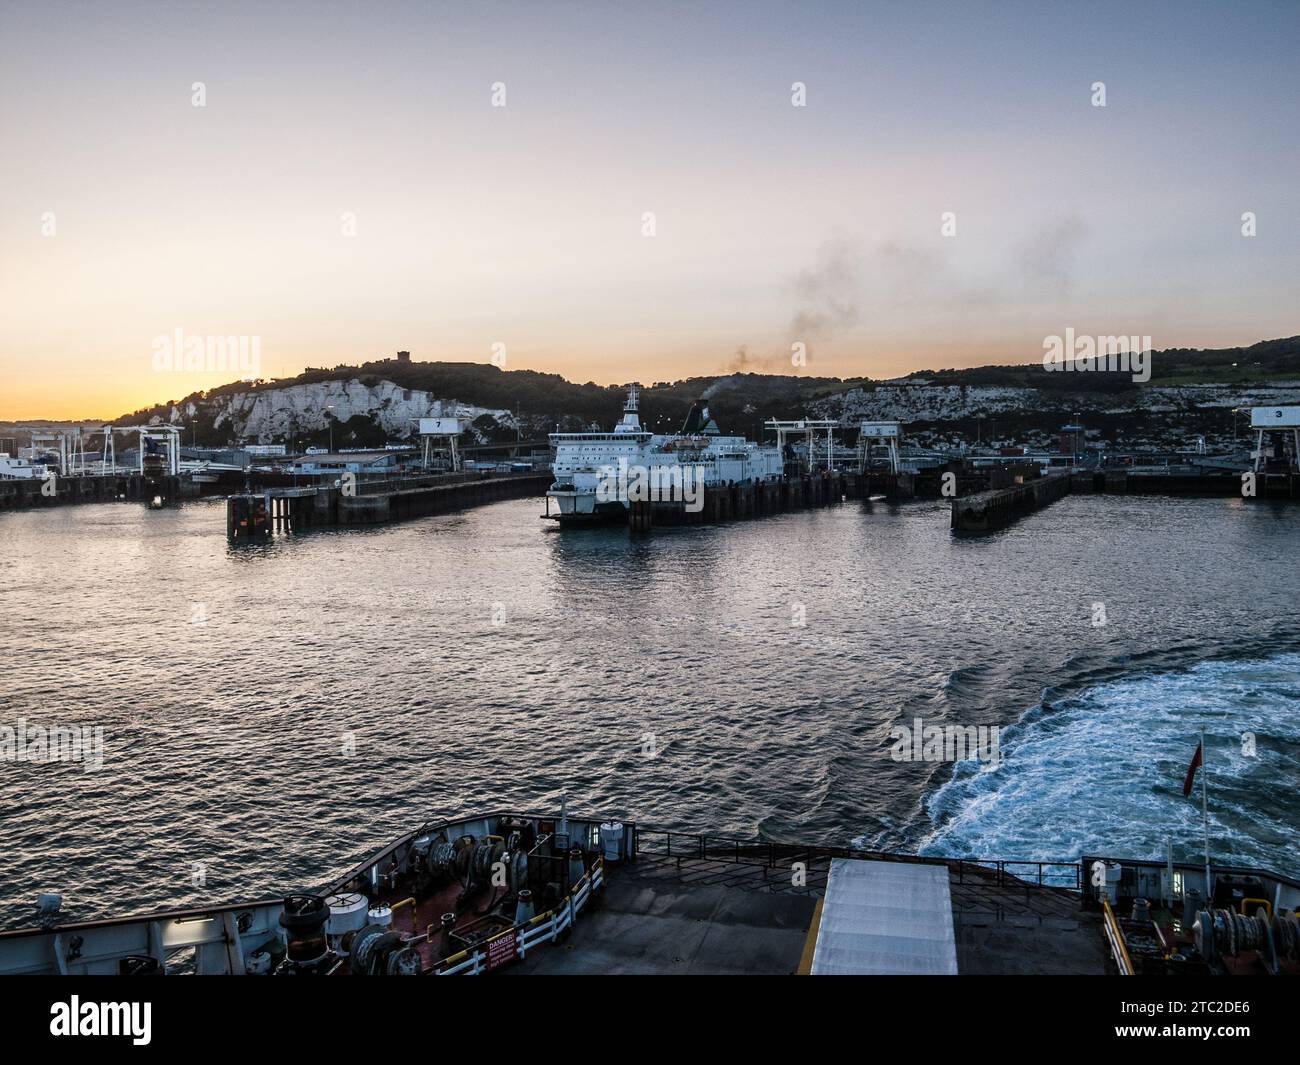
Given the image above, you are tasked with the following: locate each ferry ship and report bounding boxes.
[0,454,50,480]
[546,386,784,522]
[1,806,1296,976]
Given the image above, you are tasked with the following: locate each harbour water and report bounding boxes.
[1,493,1298,927]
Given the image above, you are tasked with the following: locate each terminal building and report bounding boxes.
[289,450,407,475]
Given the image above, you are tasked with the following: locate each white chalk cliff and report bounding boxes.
[161,379,516,442]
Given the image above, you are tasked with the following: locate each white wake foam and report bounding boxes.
[918,653,1300,875]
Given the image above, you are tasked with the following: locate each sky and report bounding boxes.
[1,0,1298,419]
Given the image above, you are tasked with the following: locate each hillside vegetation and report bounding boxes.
[83,334,1300,448]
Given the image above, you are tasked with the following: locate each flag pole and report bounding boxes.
[1200,726,1212,901]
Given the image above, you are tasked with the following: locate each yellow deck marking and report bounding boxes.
[796,898,824,975]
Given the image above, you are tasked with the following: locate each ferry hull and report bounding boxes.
[545,488,625,523]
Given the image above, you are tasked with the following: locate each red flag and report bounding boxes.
[1183,741,1203,797]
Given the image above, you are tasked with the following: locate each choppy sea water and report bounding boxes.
[0,492,1297,927]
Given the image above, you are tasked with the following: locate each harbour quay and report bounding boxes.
[1070,468,1300,499]
[227,470,550,540]
[950,470,1073,533]
[0,471,192,509]
[622,470,921,532]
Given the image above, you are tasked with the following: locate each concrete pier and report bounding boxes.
[594,471,940,533]
[227,471,550,540]
[859,471,915,500]
[601,472,851,533]
[1070,469,1299,499]
[951,471,1071,533]
[951,465,1300,533]
[0,472,184,509]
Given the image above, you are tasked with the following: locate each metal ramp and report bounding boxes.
[810,859,959,975]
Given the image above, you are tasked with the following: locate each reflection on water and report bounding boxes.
[0,492,1296,926]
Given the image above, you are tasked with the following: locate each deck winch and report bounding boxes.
[349,924,420,975]
[409,832,474,895]
[278,894,333,974]
[469,837,506,889]
[1194,907,1300,974]
[246,815,604,975]
[408,828,536,910]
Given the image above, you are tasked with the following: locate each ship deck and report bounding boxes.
[511,851,1109,975]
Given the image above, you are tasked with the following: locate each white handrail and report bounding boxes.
[435,858,604,975]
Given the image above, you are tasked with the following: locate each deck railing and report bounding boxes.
[633,828,1083,890]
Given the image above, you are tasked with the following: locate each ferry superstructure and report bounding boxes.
[546,385,784,521]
